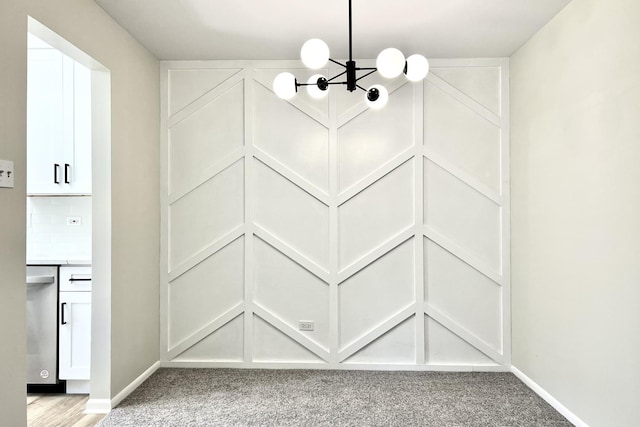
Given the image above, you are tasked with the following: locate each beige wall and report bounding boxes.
[511,0,640,426]
[0,1,28,424]
[0,0,160,424]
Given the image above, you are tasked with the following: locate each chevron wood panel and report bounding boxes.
[160,59,510,370]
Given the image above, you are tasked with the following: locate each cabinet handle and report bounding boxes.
[69,278,91,282]
[61,302,67,325]
[54,164,60,184]
[64,164,71,184]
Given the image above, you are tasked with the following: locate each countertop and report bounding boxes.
[27,259,92,266]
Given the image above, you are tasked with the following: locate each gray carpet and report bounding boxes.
[98,369,572,427]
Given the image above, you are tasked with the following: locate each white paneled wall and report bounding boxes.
[161,59,509,370]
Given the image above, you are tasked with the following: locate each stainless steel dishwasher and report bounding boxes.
[26,265,61,390]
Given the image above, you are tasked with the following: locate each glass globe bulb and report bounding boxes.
[405,54,429,82]
[301,39,330,69]
[307,74,329,99]
[272,72,297,100]
[376,48,405,79]
[365,84,389,109]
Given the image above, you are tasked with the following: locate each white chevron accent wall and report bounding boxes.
[160,58,510,370]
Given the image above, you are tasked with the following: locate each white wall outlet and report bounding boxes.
[0,159,15,188]
[66,216,82,226]
[299,320,314,331]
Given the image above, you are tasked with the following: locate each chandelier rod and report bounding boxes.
[348,0,353,62]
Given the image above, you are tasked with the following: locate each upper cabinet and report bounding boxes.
[27,46,91,195]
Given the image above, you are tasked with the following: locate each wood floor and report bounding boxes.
[27,394,105,427]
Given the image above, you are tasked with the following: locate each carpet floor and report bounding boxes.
[98,369,572,427]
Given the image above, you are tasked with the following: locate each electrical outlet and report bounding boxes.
[67,217,82,226]
[0,159,14,189]
[299,321,314,331]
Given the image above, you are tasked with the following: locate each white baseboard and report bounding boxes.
[111,361,161,408]
[85,361,160,414]
[85,398,111,414]
[511,366,589,427]
[160,360,510,372]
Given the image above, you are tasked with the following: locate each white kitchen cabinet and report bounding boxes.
[59,291,91,380]
[27,47,91,195]
[59,267,91,384]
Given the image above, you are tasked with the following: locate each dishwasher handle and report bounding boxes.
[26,275,55,285]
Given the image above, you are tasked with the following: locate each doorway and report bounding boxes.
[27,16,112,414]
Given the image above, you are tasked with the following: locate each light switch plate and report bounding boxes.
[0,159,15,188]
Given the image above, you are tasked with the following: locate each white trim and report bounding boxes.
[84,399,111,414]
[427,58,505,68]
[253,224,330,283]
[160,62,170,363]
[425,304,504,364]
[253,306,331,361]
[168,70,244,126]
[110,361,161,410]
[427,73,500,127]
[337,227,414,284]
[337,148,415,206]
[499,57,512,366]
[167,305,244,359]
[414,81,426,365]
[161,360,507,372]
[328,64,340,364]
[511,366,589,427]
[168,148,245,204]
[424,148,502,206]
[338,306,415,362]
[253,149,330,205]
[424,225,502,285]
[243,69,255,363]
[168,226,244,282]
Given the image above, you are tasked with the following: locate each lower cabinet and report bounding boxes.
[59,266,91,393]
[59,291,91,380]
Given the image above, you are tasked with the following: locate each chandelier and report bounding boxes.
[272,0,429,109]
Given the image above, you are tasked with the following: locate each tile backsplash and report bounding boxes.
[27,196,92,261]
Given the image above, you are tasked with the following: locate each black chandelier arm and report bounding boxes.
[329,58,347,68]
[355,69,378,82]
[296,80,350,88]
[327,70,347,82]
[294,65,379,90]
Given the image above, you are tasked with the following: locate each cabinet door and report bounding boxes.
[59,291,91,380]
[27,48,65,194]
[27,49,92,195]
[68,61,92,194]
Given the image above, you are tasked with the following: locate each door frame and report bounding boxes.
[27,16,112,411]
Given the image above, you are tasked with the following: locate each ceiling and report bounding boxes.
[94,0,572,60]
